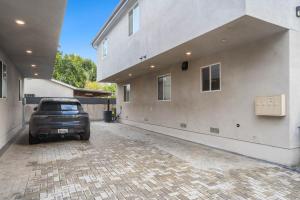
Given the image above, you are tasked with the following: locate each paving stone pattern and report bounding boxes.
[0,122,299,200]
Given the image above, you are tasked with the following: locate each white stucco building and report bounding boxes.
[0,0,66,151]
[93,0,300,166]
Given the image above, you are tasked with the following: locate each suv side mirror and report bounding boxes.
[33,107,38,111]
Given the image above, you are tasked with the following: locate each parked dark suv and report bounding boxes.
[29,98,90,144]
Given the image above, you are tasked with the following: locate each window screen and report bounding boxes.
[123,84,130,102]
[158,74,171,101]
[0,61,2,98]
[211,64,220,91]
[201,63,221,92]
[2,63,7,98]
[19,79,22,101]
[129,4,139,36]
[201,67,210,92]
[102,39,108,58]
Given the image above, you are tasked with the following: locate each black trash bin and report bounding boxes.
[104,99,112,122]
[104,111,112,122]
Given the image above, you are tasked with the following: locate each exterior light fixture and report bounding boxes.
[186,52,192,56]
[34,73,38,76]
[297,6,300,17]
[31,64,36,67]
[128,73,132,77]
[15,19,25,25]
[26,50,32,54]
[150,65,155,69]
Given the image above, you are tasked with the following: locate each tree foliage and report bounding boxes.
[85,81,117,97]
[53,51,96,88]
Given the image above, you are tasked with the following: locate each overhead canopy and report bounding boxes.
[0,0,67,78]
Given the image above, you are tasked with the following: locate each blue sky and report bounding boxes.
[59,0,119,62]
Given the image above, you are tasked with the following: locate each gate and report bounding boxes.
[24,97,116,122]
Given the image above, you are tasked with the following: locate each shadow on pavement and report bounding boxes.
[16,130,81,146]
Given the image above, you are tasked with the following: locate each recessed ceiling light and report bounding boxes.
[221,39,227,43]
[26,50,32,54]
[128,73,132,77]
[31,64,36,67]
[186,52,192,56]
[34,73,38,76]
[150,65,155,69]
[15,19,25,25]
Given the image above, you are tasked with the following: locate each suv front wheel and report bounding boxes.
[80,131,90,141]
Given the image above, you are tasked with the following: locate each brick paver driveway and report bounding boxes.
[0,122,299,200]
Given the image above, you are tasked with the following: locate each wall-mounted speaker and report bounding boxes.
[181,61,189,71]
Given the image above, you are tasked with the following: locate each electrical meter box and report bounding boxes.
[255,94,286,117]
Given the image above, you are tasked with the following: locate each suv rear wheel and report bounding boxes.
[29,132,40,145]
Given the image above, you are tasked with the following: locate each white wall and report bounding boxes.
[24,79,74,97]
[96,0,298,81]
[116,32,299,166]
[289,30,300,149]
[0,48,24,150]
[246,0,300,31]
[97,0,246,80]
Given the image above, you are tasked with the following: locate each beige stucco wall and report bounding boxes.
[96,0,298,81]
[0,48,24,150]
[116,32,300,166]
[289,30,300,149]
[24,79,74,97]
[246,0,300,31]
[97,0,247,80]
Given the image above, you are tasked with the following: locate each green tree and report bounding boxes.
[53,51,96,88]
[85,81,117,98]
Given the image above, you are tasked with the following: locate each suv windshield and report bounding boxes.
[40,102,81,111]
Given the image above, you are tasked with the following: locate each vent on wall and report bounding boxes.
[180,123,187,128]
[210,127,220,134]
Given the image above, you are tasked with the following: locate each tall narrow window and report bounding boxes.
[2,63,7,98]
[102,38,108,58]
[19,79,22,101]
[0,61,2,98]
[0,61,7,98]
[123,84,130,102]
[158,74,171,101]
[129,3,139,36]
[201,63,221,92]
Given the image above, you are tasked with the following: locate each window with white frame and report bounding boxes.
[0,61,7,98]
[102,38,108,58]
[201,63,221,92]
[0,61,2,98]
[129,3,139,36]
[158,74,171,101]
[123,84,130,102]
[19,79,22,101]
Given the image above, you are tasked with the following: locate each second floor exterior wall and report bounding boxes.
[94,0,300,82]
[95,0,246,81]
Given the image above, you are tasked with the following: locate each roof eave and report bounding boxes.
[92,0,128,48]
